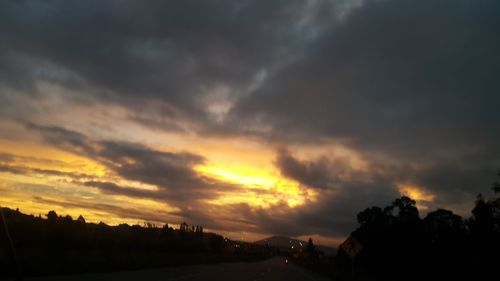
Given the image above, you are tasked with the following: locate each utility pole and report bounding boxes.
[0,206,21,280]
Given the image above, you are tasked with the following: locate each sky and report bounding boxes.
[1,0,500,247]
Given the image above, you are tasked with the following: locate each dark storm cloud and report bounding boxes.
[4,1,499,163]
[276,149,350,190]
[26,122,232,203]
[288,180,400,237]
[228,0,500,206]
[407,162,497,207]
[0,0,326,125]
[98,141,206,193]
[25,122,94,153]
[82,181,157,199]
[232,0,500,154]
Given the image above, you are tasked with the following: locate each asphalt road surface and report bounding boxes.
[29,257,333,281]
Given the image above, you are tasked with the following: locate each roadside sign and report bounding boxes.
[340,235,362,257]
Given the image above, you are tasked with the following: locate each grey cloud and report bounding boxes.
[0,162,96,181]
[25,122,93,153]
[276,149,350,190]
[408,162,498,207]
[95,140,205,180]
[83,181,157,199]
[231,0,500,156]
[0,0,325,124]
[26,122,228,202]
[227,0,500,208]
[32,196,179,224]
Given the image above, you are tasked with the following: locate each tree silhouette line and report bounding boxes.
[337,171,500,280]
[0,209,251,279]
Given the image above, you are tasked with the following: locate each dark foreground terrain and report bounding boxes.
[0,207,271,279]
[27,257,331,281]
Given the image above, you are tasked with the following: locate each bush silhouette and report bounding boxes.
[340,170,500,280]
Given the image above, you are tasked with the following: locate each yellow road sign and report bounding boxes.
[340,235,362,257]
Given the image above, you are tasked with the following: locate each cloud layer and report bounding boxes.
[1,0,500,245]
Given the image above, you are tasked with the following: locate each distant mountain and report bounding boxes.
[254,235,337,256]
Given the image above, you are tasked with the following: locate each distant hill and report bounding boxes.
[254,235,337,256]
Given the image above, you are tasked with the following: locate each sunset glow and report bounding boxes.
[1,0,499,248]
[196,163,318,207]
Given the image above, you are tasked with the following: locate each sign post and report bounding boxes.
[0,205,21,280]
[340,235,363,280]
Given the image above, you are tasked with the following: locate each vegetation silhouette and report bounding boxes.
[0,210,268,279]
[337,170,500,280]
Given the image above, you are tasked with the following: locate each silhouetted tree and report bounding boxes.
[357,206,390,229]
[422,208,469,278]
[46,210,58,221]
[423,208,466,237]
[467,191,500,277]
[77,215,86,224]
[344,169,500,281]
[307,237,316,256]
[384,196,419,223]
[349,196,427,280]
[180,222,188,232]
[64,214,73,223]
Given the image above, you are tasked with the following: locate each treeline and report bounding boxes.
[0,209,263,279]
[338,172,500,280]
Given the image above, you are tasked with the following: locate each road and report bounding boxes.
[28,257,333,281]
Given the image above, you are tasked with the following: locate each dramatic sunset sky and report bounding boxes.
[1,0,499,246]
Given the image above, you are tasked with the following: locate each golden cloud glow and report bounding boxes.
[195,164,317,208]
[397,182,435,210]
[397,183,435,201]
[0,139,108,177]
[196,165,276,189]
